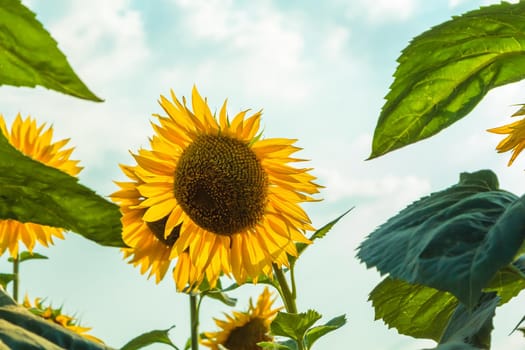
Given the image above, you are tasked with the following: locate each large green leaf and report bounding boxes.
[439,293,499,349]
[357,170,525,308]
[369,278,458,341]
[485,257,525,304]
[304,314,346,348]
[370,1,525,159]
[0,131,125,247]
[0,0,102,101]
[0,288,111,350]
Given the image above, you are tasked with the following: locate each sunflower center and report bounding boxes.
[223,317,271,350]
[173,134,267,236]
[146,217,180,247]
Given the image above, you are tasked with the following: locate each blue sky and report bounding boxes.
[1,0,524,349]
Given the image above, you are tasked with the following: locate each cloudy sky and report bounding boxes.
[1,0,524,349]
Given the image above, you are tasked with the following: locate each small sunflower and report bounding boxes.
[111,86,320,290]
[23,295,103,343]
[0,114,82,257]
[202,287,281,350]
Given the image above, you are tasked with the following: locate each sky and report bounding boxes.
[1,0,524,349]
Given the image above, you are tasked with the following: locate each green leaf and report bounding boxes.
[485,257,525,304]
[270,310,321,343]
[0,288,111,349]
[202,289,237,307]
[8,251,48,263]
[0,0,102,101]
[440,293,499,349]
[358,170,525,308]
[431,342,480,350]
[304,314,346,348]
[369,277,458,341]
[257,341,297,350]
[0,132,125,247]
[120,327,177,350]
[0,274,15,289]
[370,1,525,158]
[295,208,353,258]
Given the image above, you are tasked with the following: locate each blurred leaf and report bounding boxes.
[120,326,177,350]
[485,258,525,304]
[370,1,525,158]
[202,289,237,307]
[510,315,525,335]
[271,310,321,343]
[0,274,15,289]
[439,293,499,349]
[370,277,458,341]
[430,342,480,350]
[304,314,346,348]
[8,251,48,263]
[0,287,111,349]
[258,340,297,350]
[0,132,125,247]
[358,170,525,308]
[0,0,102,101]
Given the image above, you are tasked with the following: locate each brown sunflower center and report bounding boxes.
[173,134,267,236]
[146,216,180,247]
[224,317,272,350]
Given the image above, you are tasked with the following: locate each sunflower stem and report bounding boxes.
[272,264,297,314]
[12,254,19,303]
[190,293,199,350]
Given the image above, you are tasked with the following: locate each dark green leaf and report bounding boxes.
[304,314,346,348]
[485,258,525,304]
[0,0,102,101]
[270,310,321,343]
[120,326,177,350]
[0,288,111,349]
[369,278,458,341]
[8,251,48,263]
[431,342,480,350]
[257,341,296,350]
[0,132,125,247]
[358,170,525,308]
[510,315,525,335]
[440,293,499,349]
[370,1,525,158]
[0,274,15,289]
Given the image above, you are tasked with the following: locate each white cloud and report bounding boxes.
[343,0,418,23]
[43,0,150,86]
[169,0,311,103]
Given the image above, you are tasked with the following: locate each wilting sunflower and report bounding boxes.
[111,86,320,290]
[488,116,525,166]
[202,287,281,350]
[0,114,82,257]
[23,295,103,343]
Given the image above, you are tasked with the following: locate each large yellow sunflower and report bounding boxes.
[111,86,320,290]
[202,287,281,350]
[488,116,525,166]
[0,114,82,257]
[23,295,103,344]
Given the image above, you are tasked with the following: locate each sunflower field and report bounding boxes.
[0,1,524,350]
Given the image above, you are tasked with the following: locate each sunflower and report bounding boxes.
[23,295,103,344]
[0,114,82,257]
[202,287,281,350]
[488,116,525,166]
[111,86,320,290]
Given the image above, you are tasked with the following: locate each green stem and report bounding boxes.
[290,264,297,300]
[190,294,199,350]
[273,264,305,349]
[12,254,19,303]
